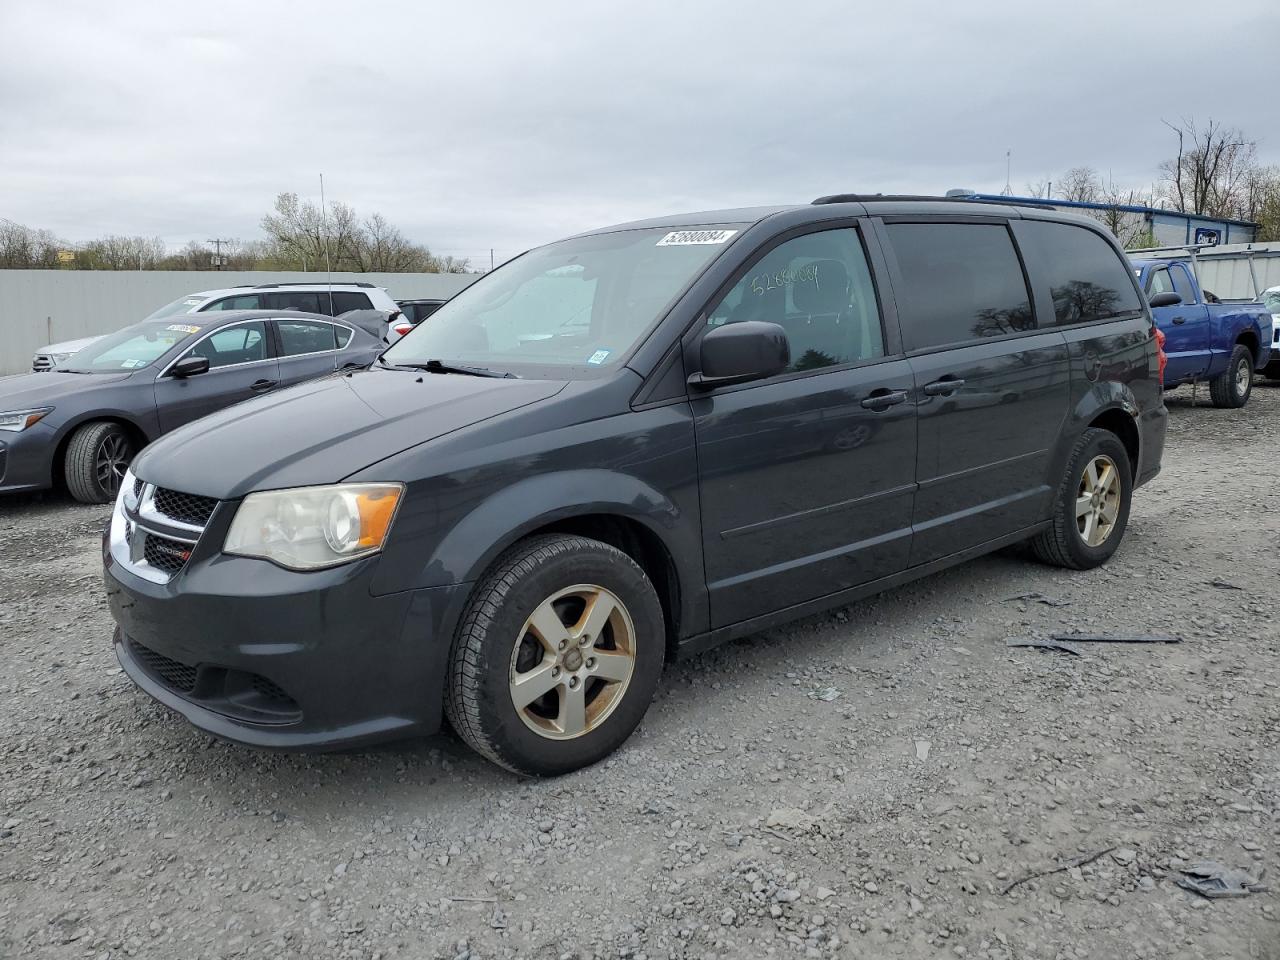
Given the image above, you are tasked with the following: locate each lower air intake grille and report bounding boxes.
[128,638,198,693]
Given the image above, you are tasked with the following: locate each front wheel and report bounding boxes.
[64,421,135,504]
[445,534,666,775]
[1209,344,1254,408]
[1030,428,1133,570]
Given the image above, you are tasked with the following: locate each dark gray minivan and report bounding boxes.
[105,196,1167,775]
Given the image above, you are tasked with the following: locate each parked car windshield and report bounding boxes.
[383,226,742,375]
[60,322,200,373]
[144,295,208,320]
[1259,287,1280,312]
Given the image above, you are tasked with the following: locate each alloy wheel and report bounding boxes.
[509,584,636,740]
[1075,454,1121,547]
[1236,358,1251,396]
[96,434,131,497]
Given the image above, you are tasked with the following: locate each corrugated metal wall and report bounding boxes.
[1193,255,1280,301]
[0,270,477,375]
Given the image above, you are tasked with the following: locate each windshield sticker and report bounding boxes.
[166,323,201,334]
[656,229,738,246]
[587,348,612,365]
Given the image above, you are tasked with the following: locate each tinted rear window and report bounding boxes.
[885,222,1033,351]
[328,291,373,315]
[1016,220,1143,325]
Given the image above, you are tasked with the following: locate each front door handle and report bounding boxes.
[861,388,909,410]
[923,377,966,396]
[1171,316,1186,325]
[250,378,278,392]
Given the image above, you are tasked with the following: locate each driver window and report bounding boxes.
[183,322,268,369]
[707,228,884,373]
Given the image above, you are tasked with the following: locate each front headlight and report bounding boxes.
[48,352,75,364]
[224,483,404,571]
[0,408,53,432]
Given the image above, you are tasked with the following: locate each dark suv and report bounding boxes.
[105,196,1167,775]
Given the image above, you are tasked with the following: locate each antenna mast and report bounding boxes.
[319,173,335,314]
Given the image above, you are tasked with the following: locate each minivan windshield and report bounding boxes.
[60,322,200,373]
[383,226,742,375]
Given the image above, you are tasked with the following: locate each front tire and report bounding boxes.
[445,534,666,776]
[64,421,134,504]
[1209,344,1254,408]
[1030,428,1132,570]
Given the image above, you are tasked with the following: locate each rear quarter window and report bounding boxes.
[1015,220,1143,325]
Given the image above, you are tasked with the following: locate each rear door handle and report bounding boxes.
[861,388,909,410]
[1171,316,1186,325]
[923,377,966,396]
[250,378,278,392]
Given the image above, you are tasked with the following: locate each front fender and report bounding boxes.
[425,466,696,583]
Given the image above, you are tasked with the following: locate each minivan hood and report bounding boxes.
[132,367,568,499]
[0,371,132,409]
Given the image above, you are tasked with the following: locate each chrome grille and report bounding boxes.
[32,355,54,372]
[110,477,218,584]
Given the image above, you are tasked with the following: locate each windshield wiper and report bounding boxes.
[404,359,517,379]
[53,368,92,374]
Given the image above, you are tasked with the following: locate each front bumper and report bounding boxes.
[105,535,472,750]
[0,422,57,493]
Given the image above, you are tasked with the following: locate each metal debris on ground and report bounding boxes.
[1174,861,1269,899]
[1055,633,1181,644]
[1000,845,1118,895]
[1208,578,1244,591]
[1001,591,1071,606]
[1005,637,1083,656]
[812,686,841,701]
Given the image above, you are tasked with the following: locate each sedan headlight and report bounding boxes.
[0,408,52,432]
[224,483,404,571]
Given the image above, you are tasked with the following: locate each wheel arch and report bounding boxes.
[412,469,706,649]
[48,413,152,491]
[1235,328,1260,366]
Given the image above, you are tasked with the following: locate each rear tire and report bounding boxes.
[445,534,666,776]
[65,421,134,504]
[1030,428,1132,570]
[1209,344,1254,408]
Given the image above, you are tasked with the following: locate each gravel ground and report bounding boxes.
[2,385,1277,960]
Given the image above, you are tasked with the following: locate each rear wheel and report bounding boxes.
[65,421,134,504]
[445,534,665,775]
[1030,428,1132,570]
[1209,344,1254,408]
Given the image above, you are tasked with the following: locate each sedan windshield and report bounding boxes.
[383,226,742,375]
[62,322,202,373]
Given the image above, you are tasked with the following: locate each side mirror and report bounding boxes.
[689,321,790,390]
[171,355,210,378]
[1149,292,1181,308]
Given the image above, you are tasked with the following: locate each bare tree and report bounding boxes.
[1158,118,1258,218]
[0,220,65,268]
[1059,166,1102,203]
[261,192,362,271]
[77,234,167,270]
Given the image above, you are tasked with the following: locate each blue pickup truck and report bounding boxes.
[1131,258,1271,407]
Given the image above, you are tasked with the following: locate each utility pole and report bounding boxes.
[207,238,234,270]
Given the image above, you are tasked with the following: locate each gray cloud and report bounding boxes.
[1,0,1276,266]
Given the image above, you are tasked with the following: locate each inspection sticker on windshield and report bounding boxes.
[166,323,201,334]
[656,229,738,246]
[587,348,612,365]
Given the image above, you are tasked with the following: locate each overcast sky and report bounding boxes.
[2,0,1276,267]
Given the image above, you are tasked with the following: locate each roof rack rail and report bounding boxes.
[811,193,1058,212]
[242,281,376,289]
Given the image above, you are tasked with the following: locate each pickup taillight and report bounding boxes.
[393,323,412,337]
[1153,326,1168,382]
